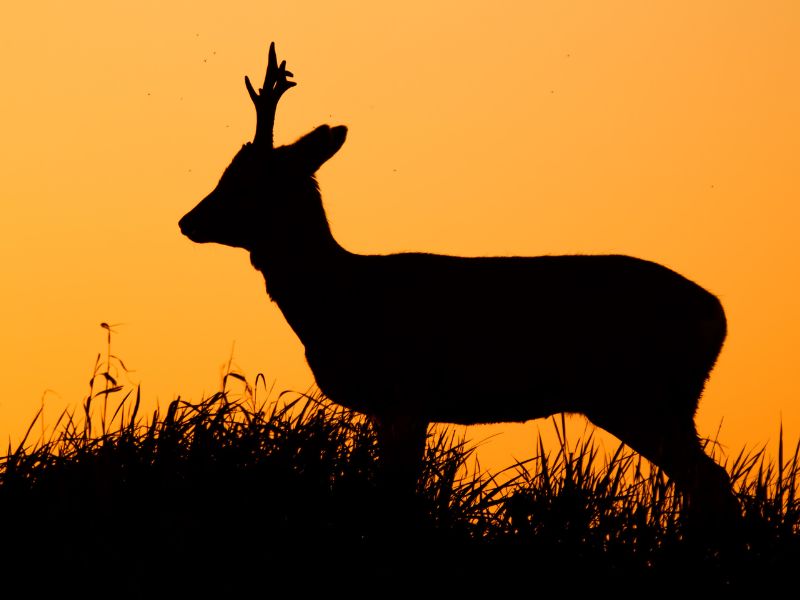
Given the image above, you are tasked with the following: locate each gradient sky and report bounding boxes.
[1,2,798,468]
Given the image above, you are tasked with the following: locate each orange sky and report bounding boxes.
[1,2,799,468]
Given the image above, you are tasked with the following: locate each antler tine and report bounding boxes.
[245,42,296,147]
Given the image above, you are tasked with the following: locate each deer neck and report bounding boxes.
[248,186,349,342]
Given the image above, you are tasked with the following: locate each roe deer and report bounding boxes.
[179,43,737,525]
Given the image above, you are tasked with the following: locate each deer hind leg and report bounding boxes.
[587,401,739,534]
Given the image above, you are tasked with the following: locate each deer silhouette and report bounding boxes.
[179,43,737,524]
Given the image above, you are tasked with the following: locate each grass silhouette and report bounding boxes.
[0,343,797,593]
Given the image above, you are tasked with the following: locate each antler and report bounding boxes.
[245,42,296,147]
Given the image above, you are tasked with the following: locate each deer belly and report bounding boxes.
[304,339,570,423]
[422,343,572,423]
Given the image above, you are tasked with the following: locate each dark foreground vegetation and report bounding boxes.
[1,353,798,594]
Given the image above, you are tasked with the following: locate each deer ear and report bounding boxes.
[290,125,347,173]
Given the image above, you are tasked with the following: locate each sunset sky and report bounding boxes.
[1,2,798,468]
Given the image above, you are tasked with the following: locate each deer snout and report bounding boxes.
[178,213,191,236]
[179,212,203,242]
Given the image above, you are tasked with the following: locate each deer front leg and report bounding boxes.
[371,413,428,503]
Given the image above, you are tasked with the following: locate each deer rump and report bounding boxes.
[299,252,726,426]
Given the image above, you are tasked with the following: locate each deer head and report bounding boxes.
[179,43,347,251]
